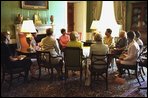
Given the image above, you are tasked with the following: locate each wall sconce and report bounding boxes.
[21,20,36,52]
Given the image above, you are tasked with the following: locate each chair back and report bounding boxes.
[91,52,109,70]
[36,50,52,68]
[64,47,83,86]
[138,46,147,68]
[57,39,63,52]
[139,46,147,58]
[64,47,82,70]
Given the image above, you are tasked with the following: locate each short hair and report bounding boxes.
[127,31,135,40]
[46,28,53,36]
[135,31,141,38]
[70,31,78,41]
[61,28,66,34]
[106,28,112,34]
[119,30,127,38]
[94,33,102,42]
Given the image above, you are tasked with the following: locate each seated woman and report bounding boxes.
[103,28,113,48]
[85,33,109,86]
[116,31,140,77]
[59,28,70,50]
[39,28,63,78]
[66,31,83,49]
[89,33,109,65]
[1,32,32,81]
[66,31,83,75]
[113,30,128,55]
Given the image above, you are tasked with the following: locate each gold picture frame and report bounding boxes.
[21,1,48,10]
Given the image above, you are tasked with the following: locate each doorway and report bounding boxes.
[67,3,74,32]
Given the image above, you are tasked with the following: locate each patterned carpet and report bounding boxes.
[1,68,147,97]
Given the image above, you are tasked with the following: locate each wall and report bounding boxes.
[2,1,146,42]
[1,1,67,39]
[49,1,67,38]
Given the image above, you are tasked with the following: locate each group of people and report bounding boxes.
[0,27,83,80]
[1,27,144,82]
[94,28,144,77]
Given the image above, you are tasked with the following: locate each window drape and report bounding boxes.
[92,1,102,20]
[114,1,126,30]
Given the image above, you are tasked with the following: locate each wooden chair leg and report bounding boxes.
[50,68,53,81]
[140,73,145,82]
[8,73,13,89]
[127,69,130,77]
[90,73,93,89]
[139,87,147,90]
[106,74,108,90]
[2,71,5,84]
[38,66,41,80]
[80,70,82,86]
[64,70,68,86]
[135,70,141,86]
[141,67,145,75]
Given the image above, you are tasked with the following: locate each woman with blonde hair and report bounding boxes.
[66,31,83,49]
[89,33,109,58]
[85,33,109,86]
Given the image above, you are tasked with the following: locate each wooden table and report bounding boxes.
[16,49,36,58]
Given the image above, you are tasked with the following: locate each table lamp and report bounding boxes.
[21,20,36,52]
[90,20,99,31]
[90,20,99,41]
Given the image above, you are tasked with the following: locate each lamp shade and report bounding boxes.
[21,20,36,33]
[90,20,99,30]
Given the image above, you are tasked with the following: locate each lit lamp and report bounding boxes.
[90,20,99,41]
[21,20,36,52]
[90,20,99,31]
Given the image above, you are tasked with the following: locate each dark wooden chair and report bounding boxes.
[120,47,147,86]
[57,39,64,52]
[138,46,147,75]
[89,53,109,90]
[64,47,84,86]
[36,50,63,81]
[1,60,29,89]
[138,46,147,90]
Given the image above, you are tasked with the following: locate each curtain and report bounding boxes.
[92,1,102,20]
[114,1,126,30]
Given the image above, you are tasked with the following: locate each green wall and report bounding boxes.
[1,1,67,39]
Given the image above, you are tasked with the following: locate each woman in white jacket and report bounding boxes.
[116,31,140,76]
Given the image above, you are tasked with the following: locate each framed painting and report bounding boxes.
[21,1,48,10]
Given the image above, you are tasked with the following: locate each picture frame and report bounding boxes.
[21,1,48,10]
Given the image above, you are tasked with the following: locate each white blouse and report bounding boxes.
[121,40,140,65]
